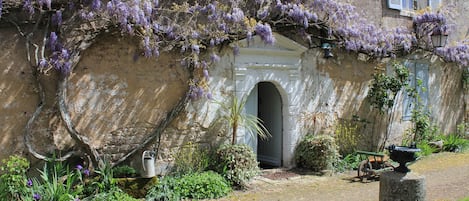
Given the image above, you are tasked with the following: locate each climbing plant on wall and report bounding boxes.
[0,0,468,168]
[367,61,411,151]
[367,62,410,113]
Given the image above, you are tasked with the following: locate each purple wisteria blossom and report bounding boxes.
[61,61,72,75]
[5,0,463,93]
[233,45,240,56]
[189,85,198,100]
[209,39,215,47]
[203,69,209,79]
[196,86,204,97]
[0,0,3,18]
[39,58,48,68]
[152,47,160,57]
[287,4,306,25]
[255,23,275,45]
[225,8,244,22]
[435,42,469,66]
[38,0,51,10]
[206,92,213,100]
[247,31,253,41]
[61,49,70,60]
[210,53,220,63]
[91,0,102,10]
[49,32,58,51]
[191,44,200,54]
[52,11,63,26]
[23,0,34,14]
[80,11,95,20]
[413,12,446,24]
[257,8,269,19]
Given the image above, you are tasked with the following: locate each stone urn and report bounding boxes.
[387,144,420,173]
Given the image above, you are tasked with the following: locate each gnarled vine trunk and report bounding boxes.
[8,9,195,168]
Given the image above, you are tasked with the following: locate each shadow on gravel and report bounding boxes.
[260,167,328,180]
[342,173,381,183]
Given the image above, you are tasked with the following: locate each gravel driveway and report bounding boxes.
[216,151,469,201]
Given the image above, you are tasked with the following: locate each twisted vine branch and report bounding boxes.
[113,87,193,167]
[8,13,75,161]
[55,14,111,167]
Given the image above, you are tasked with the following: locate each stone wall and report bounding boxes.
[68,35,190,163]
[0,0,467,170]
[0,28,38,159]
[299,49,381,150]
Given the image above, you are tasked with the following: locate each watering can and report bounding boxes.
[141,150,156,178]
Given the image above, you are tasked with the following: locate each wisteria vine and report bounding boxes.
[1,0,469,167]
[1,0,468,92]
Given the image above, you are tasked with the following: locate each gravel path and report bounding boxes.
[216,151,469,201]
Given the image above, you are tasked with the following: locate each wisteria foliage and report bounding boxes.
[412,11,469,67]
[0,0,468,98]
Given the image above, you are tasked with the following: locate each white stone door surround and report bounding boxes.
[233,33,307,167]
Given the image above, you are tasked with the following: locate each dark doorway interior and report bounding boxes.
[257,82,283,168]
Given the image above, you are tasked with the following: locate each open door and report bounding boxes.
[257,82,283,167]
[245,85,258,155]
[245,82,283,167]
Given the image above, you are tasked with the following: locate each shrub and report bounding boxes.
[112,165,137,178]
[34,161,83,201]
[334,153,362,172]
[0,155,30,200]
[214,144,260,186]
[146,171,230,201]
[146,175,181,201]
[171,142,211,176]
[83,161,115,196]
[334,121,362,156]
[440,134,469,152]
[176,171,231,199]
[416,141,438,157]
[84,186,139,201]
[115,177,157,199]
[295,134,340,172]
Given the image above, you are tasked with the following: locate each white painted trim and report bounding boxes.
[232,33,306,167]
[388,0,402,10]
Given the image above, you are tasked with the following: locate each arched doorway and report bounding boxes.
[245,82,283,167]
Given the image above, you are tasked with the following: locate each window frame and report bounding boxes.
[428,0,442,11]
[401,0,416,11]
[388,0,403,10]
[390,0,443,17]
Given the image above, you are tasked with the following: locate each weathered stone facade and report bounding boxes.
[0,0,467,172]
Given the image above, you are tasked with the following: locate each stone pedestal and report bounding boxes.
[379,171,426,201]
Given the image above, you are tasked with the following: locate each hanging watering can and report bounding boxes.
[141,150,156,178]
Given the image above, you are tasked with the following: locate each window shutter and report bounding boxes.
[428,0,442,10]
[402,61,415,120]
[416,63,429,109]
[402,61,430,120]
[402,0,410,10]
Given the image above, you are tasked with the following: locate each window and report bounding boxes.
[402,0,416,11]
[388,0,403,10]
[402,61,429,120]
[428,0,442,11]
[388,0,444,16]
